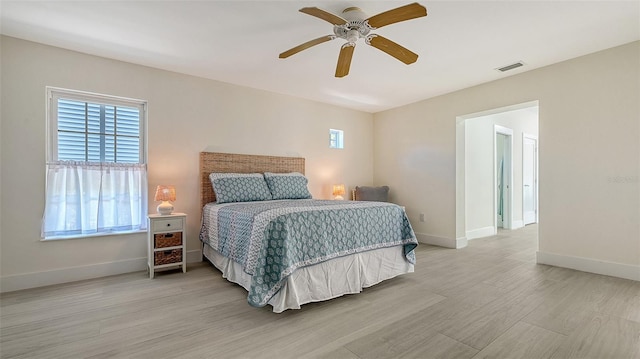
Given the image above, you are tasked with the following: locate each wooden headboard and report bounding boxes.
[199,152,305,208]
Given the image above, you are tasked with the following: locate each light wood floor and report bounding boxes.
[2,224,639,358]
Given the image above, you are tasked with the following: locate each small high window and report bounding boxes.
[329,129,344,149]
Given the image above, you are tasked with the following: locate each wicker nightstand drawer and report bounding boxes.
[154,249,183,265]
[152,218,183,232]
[154,232,182,248]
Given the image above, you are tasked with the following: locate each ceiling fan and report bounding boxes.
[279,3,427,78]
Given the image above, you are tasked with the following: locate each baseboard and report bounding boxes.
[466,226,496,240]
[416,233,467,249]
[536,251,640,282]
[187,248,203,263]
[0,249,204,293]
[511,220,524,229]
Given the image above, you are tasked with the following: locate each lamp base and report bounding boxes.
[157,201,174,215]
[334,195,344,200]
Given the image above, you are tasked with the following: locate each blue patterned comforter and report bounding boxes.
[200,199,417,307]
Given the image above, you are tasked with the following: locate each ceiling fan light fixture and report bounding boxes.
[346,29,360,43]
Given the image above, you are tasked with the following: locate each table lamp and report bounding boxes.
[332,184,345,200]
[154,185,176,215]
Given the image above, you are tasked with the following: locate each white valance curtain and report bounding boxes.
[42,161,148,238]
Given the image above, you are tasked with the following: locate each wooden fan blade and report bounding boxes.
[335,43,355,78]
[279,36,335,59]
[367,35,418,64]
[366,3,427,29]
[300,7,347,26]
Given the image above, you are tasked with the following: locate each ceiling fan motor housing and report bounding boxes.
[333,7,371,43]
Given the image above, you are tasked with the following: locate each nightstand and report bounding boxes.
[147,213,187,278]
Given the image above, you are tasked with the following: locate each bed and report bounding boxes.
[199,152,417,312]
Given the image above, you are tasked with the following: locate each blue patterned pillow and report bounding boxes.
[209,173,273,204]
[264,172,312,200]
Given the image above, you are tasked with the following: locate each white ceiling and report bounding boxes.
[1,1,639,113]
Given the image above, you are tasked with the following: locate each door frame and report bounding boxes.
[522,133,538,224]
[455,100,539,246]
[494,125,513,230]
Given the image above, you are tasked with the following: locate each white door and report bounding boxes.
[495,125,513,230]
[523,135,537,225]
[496,133,506,228]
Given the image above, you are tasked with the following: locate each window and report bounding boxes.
[49,88,145,163]
[329,129,344,149]
[42,87,148,239]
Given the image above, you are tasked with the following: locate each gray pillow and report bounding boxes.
[354,186,389,202]
[263,172,312,200]
[209,173,273,204]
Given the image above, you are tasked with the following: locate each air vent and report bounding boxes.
[496,62,525,72]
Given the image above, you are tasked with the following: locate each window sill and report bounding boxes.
[42,229,146,241]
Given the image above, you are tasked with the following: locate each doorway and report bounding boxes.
[455,100,539,246]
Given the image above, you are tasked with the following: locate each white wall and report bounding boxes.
[0,36,3,267]
[465,118,495,235]
[374,41,639,280]
[465,107,539,238]
[0,36,375,291]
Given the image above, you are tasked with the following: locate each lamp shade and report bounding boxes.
[155,185,176,215]
[332,184,345,200]
[154,185,176,202]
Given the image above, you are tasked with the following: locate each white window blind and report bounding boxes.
[43,87,148,239]
[56,99,141,163]
[49,88,145,163]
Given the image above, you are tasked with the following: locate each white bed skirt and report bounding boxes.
[203,244,414,313]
